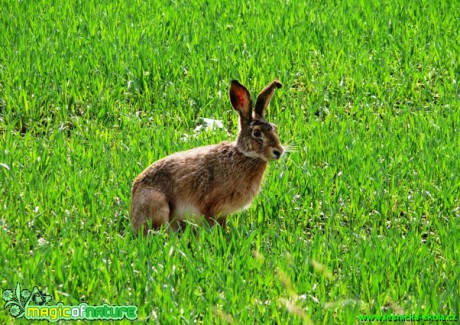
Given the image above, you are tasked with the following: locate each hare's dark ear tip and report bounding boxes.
[231,80,243,87]
[274,80,282,88]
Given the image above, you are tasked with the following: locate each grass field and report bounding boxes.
[1,0,459,323]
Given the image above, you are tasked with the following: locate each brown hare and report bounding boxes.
[131,80,284,235]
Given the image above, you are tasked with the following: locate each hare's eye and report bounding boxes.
[253,130,262,138]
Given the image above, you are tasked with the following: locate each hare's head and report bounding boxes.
[230,80,284,161]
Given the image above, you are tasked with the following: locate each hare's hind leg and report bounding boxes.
[131,188,170,235]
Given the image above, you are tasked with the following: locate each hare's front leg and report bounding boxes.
[131,188,170,235]
[203,212,228,230]
[216,216,227,229]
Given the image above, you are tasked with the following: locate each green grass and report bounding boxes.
[1,0,459,323]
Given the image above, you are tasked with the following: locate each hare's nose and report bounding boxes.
[272,148,283,159]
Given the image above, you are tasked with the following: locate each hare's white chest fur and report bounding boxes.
[174,197,253,224]
[174,202,201,223]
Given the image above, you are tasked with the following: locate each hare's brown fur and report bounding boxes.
[131,80,284,235]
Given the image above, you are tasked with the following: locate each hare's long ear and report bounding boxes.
[254,80,282,119]
[230,80,252,129]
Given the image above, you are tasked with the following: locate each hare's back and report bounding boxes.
[133,142,233,192]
